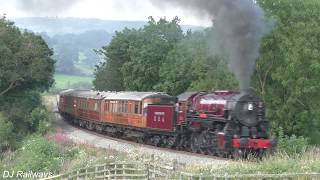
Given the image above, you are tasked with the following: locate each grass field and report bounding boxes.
[54,74,94,89]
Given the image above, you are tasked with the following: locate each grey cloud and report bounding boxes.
[16,0,81,15]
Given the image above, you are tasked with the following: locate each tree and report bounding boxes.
[254,0,320,143]
[156,30,237,95]
[94,17,184,91]
[121,17,184,91]
[0,17,55,149]
[93,28,141,91]
[0,17,55,96]
[94,17,237,95]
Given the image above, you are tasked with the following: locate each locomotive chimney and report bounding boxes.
[240,88,253,94]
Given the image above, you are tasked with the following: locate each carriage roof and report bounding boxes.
[101,91,171,101]
[60,89,171,101]
[59,89,104,99]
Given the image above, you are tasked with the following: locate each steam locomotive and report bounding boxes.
[58,89,274,158]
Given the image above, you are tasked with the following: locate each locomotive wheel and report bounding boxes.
[86,122,95,130]
[198,131,213,154]
[176,135,188,150]
[96,124,103,133]
[190,133,201,153]
[166,137,176,148]
[206,149,215,156]
[233,149,243,159]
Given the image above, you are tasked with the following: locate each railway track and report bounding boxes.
[54,112,230,165]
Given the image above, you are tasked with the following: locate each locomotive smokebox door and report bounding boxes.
[146,105,174,131]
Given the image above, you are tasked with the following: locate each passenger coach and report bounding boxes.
[58,90,177,136]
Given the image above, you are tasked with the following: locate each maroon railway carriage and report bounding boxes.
[100,91,176,132]
[58,90,104,126]
[58,90,178,146]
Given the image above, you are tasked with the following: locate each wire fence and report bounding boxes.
[40,160,320,180]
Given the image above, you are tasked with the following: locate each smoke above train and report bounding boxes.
[151,0,267,90]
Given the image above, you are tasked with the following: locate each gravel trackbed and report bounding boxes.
[54,110,229,167]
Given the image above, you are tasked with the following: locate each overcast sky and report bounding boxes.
[0,0,211,26]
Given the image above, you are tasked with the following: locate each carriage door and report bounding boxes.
[146,105,174,131]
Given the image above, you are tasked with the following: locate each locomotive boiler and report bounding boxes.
[178,90,273,157]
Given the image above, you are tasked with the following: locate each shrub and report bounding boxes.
[0,113,15,151]
[29,106,52,135]
[6,135,78,174]
[46,131,74,146]
[11,135,62,173]
[277,128,309,156]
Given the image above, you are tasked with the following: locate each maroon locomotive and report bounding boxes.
[58,89,274,158]
[177,90,274,157]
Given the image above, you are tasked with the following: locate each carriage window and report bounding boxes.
[122,101,125,112]
[134,101,139,114]
[111,102,113,112]
[117,101,121,112]
[128,102,131,113]
[119,101,123,112]
[110,102,113,112]
[94,102,98,111]
[113,101,118,112]
[129,102,132,113]
[124,101,128,113]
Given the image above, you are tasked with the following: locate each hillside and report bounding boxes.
[11,17,204,77]
[12,17,204,36]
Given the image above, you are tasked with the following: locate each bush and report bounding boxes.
[11,135,62,173]
[277,128,309,156]
[0,113,15,151]
[1,135,78,174]
[29,106,52,135]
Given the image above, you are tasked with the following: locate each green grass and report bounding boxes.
[184,147,320,175]
[54,74,93,89]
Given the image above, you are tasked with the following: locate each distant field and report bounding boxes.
[54,74,93,89]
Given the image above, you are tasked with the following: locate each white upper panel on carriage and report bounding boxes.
[59,89,104,99]
[101,91,170,101]
[59,89,171,101]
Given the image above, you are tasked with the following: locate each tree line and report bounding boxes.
[0,16,55,151]
[94,0,320,144]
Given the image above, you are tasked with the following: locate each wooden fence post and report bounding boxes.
[146,161,150,180]
[76,170,79,180]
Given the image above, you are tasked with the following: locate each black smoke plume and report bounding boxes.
[151,0,266,90]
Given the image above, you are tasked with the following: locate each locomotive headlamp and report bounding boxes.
[248,103,253,111]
